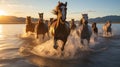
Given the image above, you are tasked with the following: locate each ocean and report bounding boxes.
[0,24,120,67]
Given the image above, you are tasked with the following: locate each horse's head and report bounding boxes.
[82,14,88,21]
[50,18,54,22]
[106,21,111,27]
[38,13,44,23]
[92,22,96,28]
[26,16,32,24]
[80,14,88,25]
[38,13,43,21]
[53,1,67,22]
[71,19,75,24]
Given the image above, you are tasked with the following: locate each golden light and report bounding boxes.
[0,10,7,15]
[0,25,4,39]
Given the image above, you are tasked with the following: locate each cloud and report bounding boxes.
[0,0,5,4]
[69,10,96,14]
[87,10,96,12]
[70,12,81,14]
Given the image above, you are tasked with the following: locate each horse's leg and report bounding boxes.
[42,34,45,39]
[81,39,84,45]
[47,32,50,38]
[87,38,90,45]
[53,38,58,49]
[61,39,67,51]
[36,33,39,39]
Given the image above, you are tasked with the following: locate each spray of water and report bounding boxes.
[19,29,103,60]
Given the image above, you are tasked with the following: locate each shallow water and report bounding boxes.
[0,24,120,67]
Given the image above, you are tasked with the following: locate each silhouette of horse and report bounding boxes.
[70,19,76,30]
[77,14,92,45]
[92,22,98,35]
[102,21,112,36]
[25,16,35,34]
[92,22,98,41]
[49,1,70,51]
[35,13,49,39]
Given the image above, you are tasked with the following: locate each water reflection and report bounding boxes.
[26,55,90,67]
[0,25,4,39]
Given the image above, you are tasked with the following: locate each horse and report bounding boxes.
[102,21,112,36]
[49,1,70,51]
[92,22,98,35]
[77,14,92,45]
[34,13,49,39]
[92,22,98,41]
[70,19,76,30]
[25,16,35,34]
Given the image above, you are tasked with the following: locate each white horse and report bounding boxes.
[102,21,112,37]
[77,14,92,47]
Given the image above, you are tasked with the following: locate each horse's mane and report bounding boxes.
[52,2,66,15]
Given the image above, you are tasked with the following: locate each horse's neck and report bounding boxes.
[55,18,64,28]
[38,20,44,24]
[82,24,89,31]
[27,22,32,25]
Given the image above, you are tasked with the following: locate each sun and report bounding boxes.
[0,10,7,15]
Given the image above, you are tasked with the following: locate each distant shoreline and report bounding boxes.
[0,22,120,24]
[0,23,25,24]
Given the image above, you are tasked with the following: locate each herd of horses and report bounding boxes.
[25,1,112,52]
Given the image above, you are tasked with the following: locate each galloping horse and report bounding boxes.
[49,1,70,51]
[92,22,98,35]
[77,14,92,45]
[25,16,35,34]
[70,19,76,30]
[92,22,98,41]
[35,13,49,39]
[102,21,112,36]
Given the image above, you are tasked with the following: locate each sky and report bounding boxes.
[0,0,120,20]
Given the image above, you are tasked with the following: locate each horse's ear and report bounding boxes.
[40,13,43,15]
[65,2,67,6]
[58,1,60,4]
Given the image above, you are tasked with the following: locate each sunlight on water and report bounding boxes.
[0,25,4,39]
[0,24,120,67]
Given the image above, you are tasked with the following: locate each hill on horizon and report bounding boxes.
[0,16,38,24]
[89,15,120,23]
[0,15,120,24]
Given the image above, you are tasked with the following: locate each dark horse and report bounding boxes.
[70,19,76,30]
[35,13,49,39]
[49,1,70,51]
[92,22,98,41]
[92,22,98,35]
[25,16,35,34]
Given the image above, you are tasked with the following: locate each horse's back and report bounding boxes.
[49,21,70,37]
[26,23,35,32]
[80,25,92,39]
[35,23,48,34]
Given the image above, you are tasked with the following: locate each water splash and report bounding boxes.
[19,30,102,60]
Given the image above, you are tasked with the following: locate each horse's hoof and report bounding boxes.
[54,45,58,49]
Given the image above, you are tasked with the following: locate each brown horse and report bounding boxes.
[91,22,98,41]
[35,13,49,39]
[92,22,98,35]
[70,19,76,30]
[25,16,35,34]
[49,1,70,51]
[102,21,112,36]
